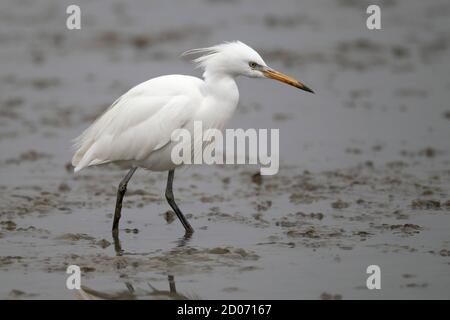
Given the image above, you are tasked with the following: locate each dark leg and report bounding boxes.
[168,275,176,295]
[112,167,137,236]
[112,231,123,256]
[165,169,194,234]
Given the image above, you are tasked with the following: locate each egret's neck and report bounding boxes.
[203,70,239,106]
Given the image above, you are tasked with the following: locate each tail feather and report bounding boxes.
[72,143,110,172]
[71,96,124,171]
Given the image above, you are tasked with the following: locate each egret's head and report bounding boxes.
[182,41,314,93]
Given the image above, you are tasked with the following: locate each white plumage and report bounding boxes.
[72,41,269,172]
[72,75,206,172]
[71,41,313,235]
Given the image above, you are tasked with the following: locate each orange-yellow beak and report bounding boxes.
[263,69,314,94]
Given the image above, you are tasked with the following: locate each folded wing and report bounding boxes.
[72,76,203,172]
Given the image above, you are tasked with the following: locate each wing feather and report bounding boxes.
[72,75,203,172]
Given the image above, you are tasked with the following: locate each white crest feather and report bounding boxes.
[181,41,261,70]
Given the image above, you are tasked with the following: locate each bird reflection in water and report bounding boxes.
[75,275,198,300]
[75,232,197,299]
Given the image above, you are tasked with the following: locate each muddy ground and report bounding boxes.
[0,0,450,299]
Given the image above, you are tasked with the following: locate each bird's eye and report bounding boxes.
[249,62,257,69]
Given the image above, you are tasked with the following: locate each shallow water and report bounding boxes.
[1,0,450,299]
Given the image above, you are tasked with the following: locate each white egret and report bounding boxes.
[72,41,313,236]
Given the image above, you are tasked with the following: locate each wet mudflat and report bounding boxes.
[1,0,450,299]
